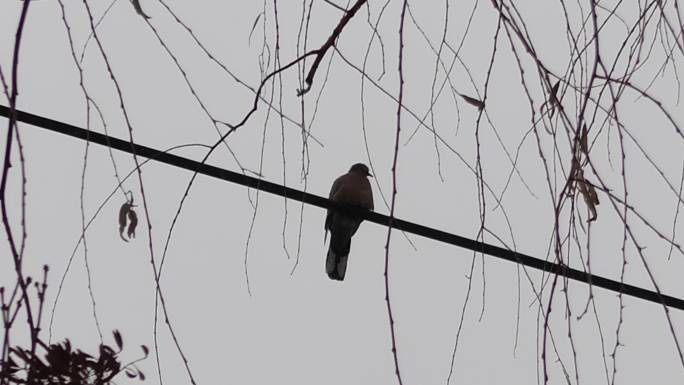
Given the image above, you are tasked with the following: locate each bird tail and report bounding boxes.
[326,232,351,281]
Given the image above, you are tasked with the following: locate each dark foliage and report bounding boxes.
[1,331,147,385]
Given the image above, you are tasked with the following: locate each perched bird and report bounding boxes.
[325,163,374,281]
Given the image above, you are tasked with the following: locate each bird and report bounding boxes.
[324,163,374,281]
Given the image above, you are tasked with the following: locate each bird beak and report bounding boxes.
[367,173,373,178]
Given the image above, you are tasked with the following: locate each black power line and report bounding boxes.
[2,104,683,311]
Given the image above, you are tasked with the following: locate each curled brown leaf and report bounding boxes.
[131,0,151,19]
[118,199,138,242]
[580,123,589,157]
[112,330,123,351]
[458,93,485,110]
[573,162,599,221]
[118,202,132,242]
[127,209,138,240]
[578,178,599,222]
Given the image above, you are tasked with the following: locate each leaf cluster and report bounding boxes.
[1,331,148,385]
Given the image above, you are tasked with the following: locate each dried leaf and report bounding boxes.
[118,201,138,241]
[550,80,560,100]
[125,369,137,378]
[127,209,138,239]
[118,202,130,241]
[141,345,149,357]
[580,123,589,156]
[577,178,599,222]
[458,93,485,110]
[587,183,599,205]
[547,81,561,118]
[119,202,131,233]
[131,0,151,19]
[113,329,123,350]
[138,369,146,381]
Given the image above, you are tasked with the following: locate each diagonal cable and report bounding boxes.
[2,104,683,311]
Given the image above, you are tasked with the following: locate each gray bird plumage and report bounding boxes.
[325,163,374,281]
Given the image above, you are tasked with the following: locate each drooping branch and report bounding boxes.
[298,0,368,95]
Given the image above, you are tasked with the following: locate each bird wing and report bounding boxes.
[325,172,373,240]
[325,175,345,235]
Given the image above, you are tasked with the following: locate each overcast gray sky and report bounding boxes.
[2,1,684,384]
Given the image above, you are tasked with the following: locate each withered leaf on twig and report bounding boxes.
[570,124,598,221]
[118,200,138,242]
[573,162,599,222]
[458,93,485,110]
[550,80,560,99]
[547,80,561,118]
[130,0,151,19]
[113,330,123,351]
[127,209,138,239]
[578,178,600,222]
[580,123,589,157]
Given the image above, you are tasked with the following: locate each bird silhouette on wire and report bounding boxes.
[324,163,374,281]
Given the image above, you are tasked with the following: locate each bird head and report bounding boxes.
[349,163,372,178]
